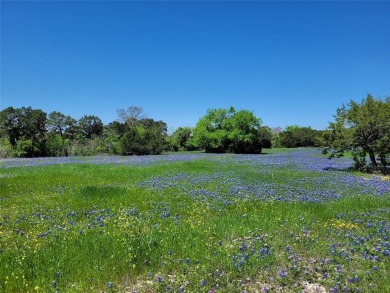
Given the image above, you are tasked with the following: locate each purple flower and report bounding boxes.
[278,269,288,278]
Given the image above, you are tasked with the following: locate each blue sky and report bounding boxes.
[1,1,389,131]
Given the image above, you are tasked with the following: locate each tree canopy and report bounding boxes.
[279,125,320,148]
[46,111,74,137]
[325,94,390,174]
[169,127,195,151]
[119,118,167,155]
[78,115,104,139]
[190,107,265,154]
[0,107,47,157]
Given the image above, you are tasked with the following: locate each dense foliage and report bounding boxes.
[279,125,321,148]
[119,118,168,155]
[168,127,196,151]
[0,106,168,157]
[190,107,269,154]
[325,95,390,174]
[0,107,47,157]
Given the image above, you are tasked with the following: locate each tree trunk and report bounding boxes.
[379,154,388,174]
[368,150,377,168]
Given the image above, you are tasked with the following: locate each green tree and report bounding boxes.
[45,111,76,156]
[279,125,319,148]
[191,107,264,154]
[102,121,127,154]
[191,107,236,153]
[13,138,33,158]
[258,126,273,149]
[62,118,79,140]
[47,111,75,137]
[119,119,168,155]
[271,127,282,148]
[170,127,195,151]
[0,107,21,146]
[0,107,47,157]
[45,133,69,157]
[0,137,13,158]
[325,94,390,173]
[139,118,168,154]
[226,109,263,153]
[78,115,103,139]
[314,130,332,148]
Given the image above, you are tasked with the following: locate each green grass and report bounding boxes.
[0,151,389,292]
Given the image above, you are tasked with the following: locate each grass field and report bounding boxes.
[1,148,389,293]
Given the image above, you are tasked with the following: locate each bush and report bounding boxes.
[0,137,13,158]
[119,125,167,155]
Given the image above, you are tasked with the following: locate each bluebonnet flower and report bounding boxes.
[278,269,288,278]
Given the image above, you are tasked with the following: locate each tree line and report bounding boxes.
[0,106,324,158]
[1,95,389,173]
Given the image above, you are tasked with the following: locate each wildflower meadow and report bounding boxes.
[1,148,389,292]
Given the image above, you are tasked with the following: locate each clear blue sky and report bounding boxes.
[1,1,389,131]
